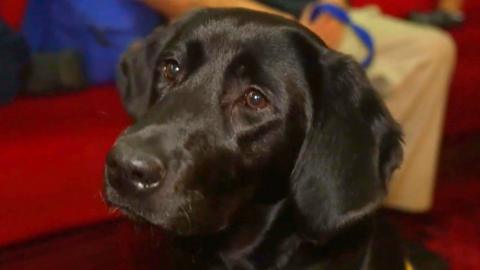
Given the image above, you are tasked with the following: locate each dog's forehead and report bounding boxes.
[173,9,297,52]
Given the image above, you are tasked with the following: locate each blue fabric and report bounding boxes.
[0,20,29,105]
[310,3,375,69]
[22,0,161,84]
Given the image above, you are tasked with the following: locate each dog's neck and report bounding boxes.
[166,199,297,269]
[219,202,377,270]
[166,201,396,270]
[219,199,301,269]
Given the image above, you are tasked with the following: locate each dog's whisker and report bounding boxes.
[108,207,120,214]
[97,191,106,203]
[181,206,192,232]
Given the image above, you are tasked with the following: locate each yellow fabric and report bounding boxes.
[338,6,456,212]
[405,260,414,270]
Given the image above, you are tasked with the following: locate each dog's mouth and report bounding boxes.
[104,192,150,224]
[104,186,231,236]
[114,205,150,224]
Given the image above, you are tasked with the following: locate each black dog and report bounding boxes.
[104,8,406,270]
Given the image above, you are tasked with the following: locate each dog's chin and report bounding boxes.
[111,203,229,237]
[153,213,230,237]
[104,186,231,236]
[118,207,151,224]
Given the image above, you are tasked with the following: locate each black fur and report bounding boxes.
[104,8,405,270]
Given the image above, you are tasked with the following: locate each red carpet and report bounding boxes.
[443,1,480,136]
[391,135,480,270]
[0,86,129,245]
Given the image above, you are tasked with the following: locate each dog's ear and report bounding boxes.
[289,31,403,240]
[117,9,206,119]
[116,25,170,119]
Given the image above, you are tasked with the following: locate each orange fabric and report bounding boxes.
[405,260,414,270]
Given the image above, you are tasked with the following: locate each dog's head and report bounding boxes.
[104,8,403,238]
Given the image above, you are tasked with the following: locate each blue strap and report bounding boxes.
[310,3,374,69]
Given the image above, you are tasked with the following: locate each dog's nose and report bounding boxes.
[106,144,165,193]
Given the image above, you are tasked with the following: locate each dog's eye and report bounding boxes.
[161,60,181,82]
[244,87,269,110]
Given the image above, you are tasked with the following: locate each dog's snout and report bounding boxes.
[106,144,165,193]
